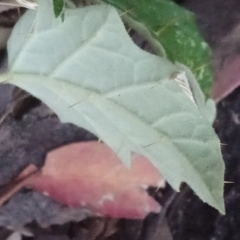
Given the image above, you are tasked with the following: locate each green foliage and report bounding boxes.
[102,0,213,97]
[0,0,225,213]
[52,0,64,19]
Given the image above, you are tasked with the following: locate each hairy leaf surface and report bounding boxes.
[1,0,225,213]
[102,0,213,96]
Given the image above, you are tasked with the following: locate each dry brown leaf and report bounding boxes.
[211,24,240,102]
[0,142,165,219]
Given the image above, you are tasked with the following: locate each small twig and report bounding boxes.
[140,190,177,240]
[0,2,21,7]
[157,191,178,225]
[0,109,11,126]
[0,91,37,127]
[0,165,38,206]
[119,8,132,17]
[15,0,37,9]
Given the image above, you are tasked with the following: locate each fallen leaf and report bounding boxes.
[211,24,240,102]
[212,56,240,102]
[0,142,165,219]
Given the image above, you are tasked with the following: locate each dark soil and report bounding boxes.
[167,87,240,240]
[1,0,240,240]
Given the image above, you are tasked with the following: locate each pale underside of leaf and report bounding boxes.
[101,0,213,97]
[2,0,225,213]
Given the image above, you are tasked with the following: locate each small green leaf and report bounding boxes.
[52,0,64,19]
[3,0,225,214]
[102,0,213,97]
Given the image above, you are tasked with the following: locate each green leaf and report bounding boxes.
[52,0,64,19]
[101,0,213,97]
[3,0,224,213]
